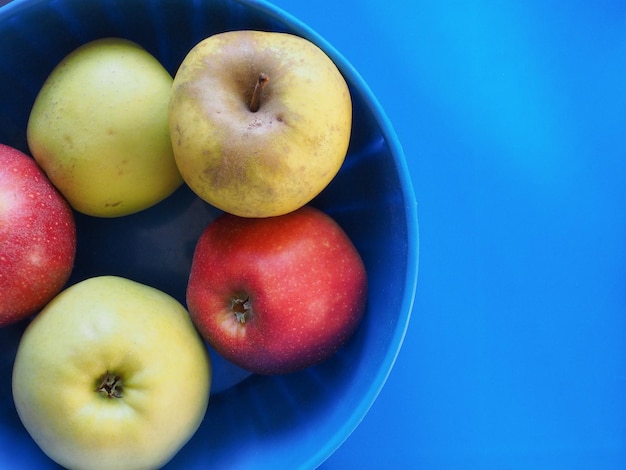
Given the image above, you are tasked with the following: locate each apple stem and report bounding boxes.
[249,73,269,113]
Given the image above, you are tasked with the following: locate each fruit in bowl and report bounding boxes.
[27,37,182,218]
[0,0,418,469]
[12,276,211,470]
[169,30,352,218]
[187,205,367,375]
[0,144,76,326]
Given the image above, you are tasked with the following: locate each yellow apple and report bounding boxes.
[12,276,211,470]
[169,30,352,218]
[27,38,182,218]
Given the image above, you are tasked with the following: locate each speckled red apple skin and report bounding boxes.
[0,144,76,326]
[186,205,367,375]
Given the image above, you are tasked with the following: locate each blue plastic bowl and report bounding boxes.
[0,0,418,467]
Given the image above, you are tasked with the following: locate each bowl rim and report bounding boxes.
[0,0,419,466]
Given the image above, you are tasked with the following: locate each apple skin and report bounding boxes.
[169,30,352,218]
[186,205,367,375]
[12,276,211,470]
[0,144,76,326]
[27,38,182,218]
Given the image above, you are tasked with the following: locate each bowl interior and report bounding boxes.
[0,0,418,467]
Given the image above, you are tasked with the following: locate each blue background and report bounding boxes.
[269,1,626,468]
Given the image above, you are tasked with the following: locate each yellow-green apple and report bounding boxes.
[12,275,211,470]
[27,38,182,218]
[186,205,367,375]
[0,144,75,326]
[169,30,352,218]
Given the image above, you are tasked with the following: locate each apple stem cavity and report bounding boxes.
[249,73,269,113]
[231,297,251,324]
[96,371,124,399]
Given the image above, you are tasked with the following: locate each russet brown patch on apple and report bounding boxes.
[186,36,297,193]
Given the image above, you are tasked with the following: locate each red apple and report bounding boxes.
[186,205,367,375]
[0,144,76,326]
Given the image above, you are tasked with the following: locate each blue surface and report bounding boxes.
[268,0,626,468]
